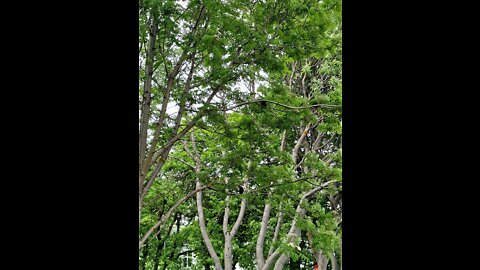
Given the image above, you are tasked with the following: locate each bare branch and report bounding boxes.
[139,16,158,193]
[280,129,287,152]
[220,99,341,112]
[139,184,210,249]
[292,124,311,164]
[267,209,283,258]
[266,180,338,269]
[261,250,281,270]
[169,156,195,170]
[141,5,206,178]
[223,195,230,236]
[182,140,196,162]
[230,199,247,237]
[256,204,272,269]
[197,181,224,270]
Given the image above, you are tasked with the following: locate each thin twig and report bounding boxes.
[169,156,195,170]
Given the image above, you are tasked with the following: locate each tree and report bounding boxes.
[139,0,342,269]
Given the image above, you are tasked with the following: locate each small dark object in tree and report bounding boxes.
[238,186,244,194]
[260,100,267,107]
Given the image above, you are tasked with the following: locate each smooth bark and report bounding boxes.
[269,181,336,270]
[196,181,223,270]
[256,203,272,269]
[139,185,209,248]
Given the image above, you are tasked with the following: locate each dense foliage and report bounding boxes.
[139,0,342,269]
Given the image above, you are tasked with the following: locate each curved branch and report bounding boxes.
[230,199,247,237]
[261,250,281,270]
[267,209,283,258]
[169,156,195,170]
[197,181,224,270]
[266,180,338,269]
[139,185,209,249]
[292,124,311,164]
[256,203,272,269]
[221,99,341,111]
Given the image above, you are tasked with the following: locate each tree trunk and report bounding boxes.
[317,252,328,270]
[267,209,283,258]
[256,203,272,269]
[152,217,175,270]
[223,196,246,270]
[139,16,158,228]
[269,181,335,270]
[139,185,208,248]
[140,242,149,270]
[224,235,234,270]
[261,250,281,270]
[329,253,339,270]
[273,253,290,270]
[161,214,182,270]
[192,129,223,270]
[197,181,224,270]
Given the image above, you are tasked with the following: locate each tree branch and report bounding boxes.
[139,15,158,194]
[221,99,341,112]
[261,250,281,270]
[256,203,272,269]
[139,184,210,249]
[267,208,283,258]
[230,199,247,238]
[197,181,224,270]
[267,180,338,269]
[169,156,195,170]
[292,124,311,164]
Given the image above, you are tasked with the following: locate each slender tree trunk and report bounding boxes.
[261,250,281,270]
[273,210,303,270]
[140,5,205,178]
[141,82,224,202]
[223,183,233,270]
[317,252,328,270]
[138,12,158,162]
[256,203,272,269]
[224,235,234,270]
[270,181,335,270]
[191,130,223,270]
[197,181,223,270]
[139,185,208,248]
[152,214,176,270]
[138,7,210,231]
[140,47,194,177]
[329,253,339,270]
[267,209,283,258]
[273,253,290,270]
[223,195,247,270]
[140,242,149,270]
[161,214,182,270]
[139,14,158,227]
[139,15,157,173]
[292,124,311,164]
[152,245,162,270]
[307,230,329,270]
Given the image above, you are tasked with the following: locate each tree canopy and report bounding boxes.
[139,0,342,269]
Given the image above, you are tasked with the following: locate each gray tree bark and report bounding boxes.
[191,130,224,270]
[256,203,272,269]
[269,181,336,270]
